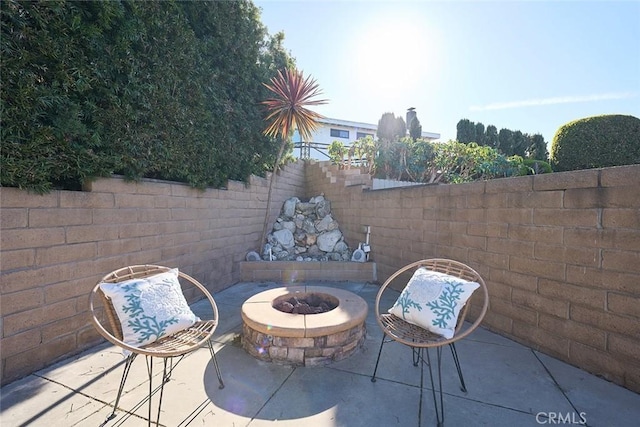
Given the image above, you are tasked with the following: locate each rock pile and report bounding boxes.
[263,195,352,261]
[273,295,338,314]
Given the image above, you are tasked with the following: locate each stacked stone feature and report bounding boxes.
[264,195,352,261]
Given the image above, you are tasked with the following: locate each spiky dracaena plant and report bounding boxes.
[260,68,327,252]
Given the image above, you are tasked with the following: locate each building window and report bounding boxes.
[356,132,374,139]
[330,128,350,139]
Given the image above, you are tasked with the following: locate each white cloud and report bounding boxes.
[470,92,637,111]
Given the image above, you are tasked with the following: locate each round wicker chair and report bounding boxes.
[371,259,489,427]
[89,265,224,426]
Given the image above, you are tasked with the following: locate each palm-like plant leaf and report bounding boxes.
[258,68,327,254]
[262,68,327,142]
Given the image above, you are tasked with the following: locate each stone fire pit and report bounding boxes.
[241,286,367,366]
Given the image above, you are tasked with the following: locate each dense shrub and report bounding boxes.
[331,137,521,183]
[328,141,347,166]
[519,159,552,175]
[550,115,640,172]
[456,118,548,161]
[429,141,522,183]
[1,0,291,192]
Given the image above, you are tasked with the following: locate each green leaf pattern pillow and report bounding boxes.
[100,269,200,349]
[388,268,479,339]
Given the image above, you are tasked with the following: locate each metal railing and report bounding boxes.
[294,141,332,160]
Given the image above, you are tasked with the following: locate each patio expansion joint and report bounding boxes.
[365,370,540,417]
[446,392,544,418]
[21,372,139,426]
[32,371,113,406]
[250,367,298,422]
[532,350,585,417]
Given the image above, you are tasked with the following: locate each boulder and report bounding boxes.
[273,229,295,249]
[315,214,333,232]
[317,229,342,252]
[283,197,299,218]
[315,199,331,219]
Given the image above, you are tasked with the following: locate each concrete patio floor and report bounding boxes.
[1,280,639,427]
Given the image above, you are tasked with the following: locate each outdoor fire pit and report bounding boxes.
[241,286,367,366]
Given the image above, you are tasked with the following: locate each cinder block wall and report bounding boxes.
[2,160,639,391]
[306,161,640,392]
[0,161,305,385]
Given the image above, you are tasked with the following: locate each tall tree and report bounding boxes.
[395,116,407,139]
[456,118,547,159]
[409,116,422,140]
[485,125,499,149]
[527,133,548,160]
[475,122,486,145]
[377,112,406,142]
[498,128,514,154]
[376,112,406,179]
[260,68,327,250]
[512,130,527,157]
[456,119,476,143]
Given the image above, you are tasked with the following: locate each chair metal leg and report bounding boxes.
[107,354,136,421]
[370,334,386,382]
[413,346,420,366]
[424,347,445,427]
[155,358,170,426]
[166,356,175,382]
[372,339,465,426]
[110,353,195,426]
[143,356,171,427]
[207,340,225,389]
[418,348,425,427]
[448,343,467,393]
[145,356,154,426]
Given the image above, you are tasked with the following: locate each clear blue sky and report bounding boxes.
[254,0,640,146]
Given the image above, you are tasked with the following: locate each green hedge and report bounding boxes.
[550,115,640,172]
[1,0,291,192]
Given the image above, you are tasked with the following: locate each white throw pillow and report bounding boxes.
[100,269,200,348]
[388,268,480,339]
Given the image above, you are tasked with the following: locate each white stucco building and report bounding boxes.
[293,115,440,160]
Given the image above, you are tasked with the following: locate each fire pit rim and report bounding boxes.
[241,286,368,338]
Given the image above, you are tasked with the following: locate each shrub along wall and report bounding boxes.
[550,115,640,172]
[305,161,640,393]
[1,0,292,193]
[0,161,305,385]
